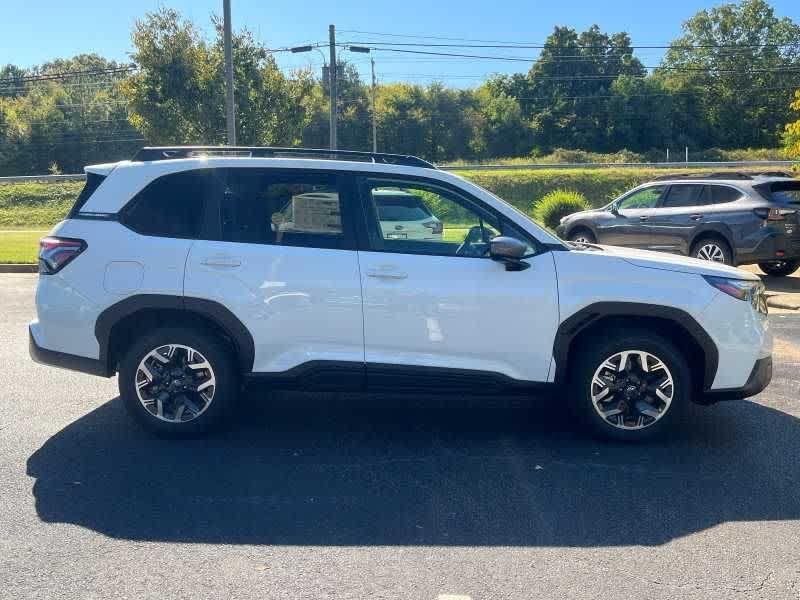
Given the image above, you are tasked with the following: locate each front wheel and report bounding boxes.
[568,330,690,442]
[119,327,239,436]
[759,259,800,277]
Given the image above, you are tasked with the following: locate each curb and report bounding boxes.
[0,264,37,273]
[767,297,800,311]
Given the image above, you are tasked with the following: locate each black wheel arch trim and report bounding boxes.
[95,294,255,374]
[552,302,719,391]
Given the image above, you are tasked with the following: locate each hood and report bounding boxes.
[590,244,760,280]
[561,207,604,223]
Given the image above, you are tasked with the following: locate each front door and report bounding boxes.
[597,185,666,247]
[356,176,559,385]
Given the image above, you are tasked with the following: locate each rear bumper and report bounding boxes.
[700,355,772,403]
[737,229,800,265]
[29,325,112,377]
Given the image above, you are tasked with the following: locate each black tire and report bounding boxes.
[758,259,800,277]
[119,326,239,436]
[690,236,733,265]
[567,328,691,442]
[568,228,596,244]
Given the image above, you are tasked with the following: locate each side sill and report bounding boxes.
[29,326,112,378]
[245,361,556,396]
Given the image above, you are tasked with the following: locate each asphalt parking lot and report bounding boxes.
[2,273,800,599]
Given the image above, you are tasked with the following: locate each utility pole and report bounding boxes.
[223,0,236,145]
[328,24,338,150]
[370,57,377,153]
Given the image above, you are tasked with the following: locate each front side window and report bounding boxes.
[123,170,209,238]
[617,186,666,210]
[661,184,706,208]
[362,178,535,258]
[220,169,347,248]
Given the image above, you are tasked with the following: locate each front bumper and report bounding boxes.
[29,326,112,377]
[700,355,772,403]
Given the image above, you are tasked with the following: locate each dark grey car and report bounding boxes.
[556,173,800,276]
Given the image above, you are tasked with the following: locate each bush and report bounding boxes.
[532,189,591,230]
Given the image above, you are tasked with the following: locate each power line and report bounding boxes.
[343,39,800,51]
[0,65,137,85]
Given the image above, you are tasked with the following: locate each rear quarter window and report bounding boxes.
[121,170,210,238]
[67,173,107,217]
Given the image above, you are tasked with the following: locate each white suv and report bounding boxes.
[30,147,773,441]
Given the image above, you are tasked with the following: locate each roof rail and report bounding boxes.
[650,172,755,181]
[132,146,437,169]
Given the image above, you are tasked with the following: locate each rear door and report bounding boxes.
[598,185,665,247]
[648,184,707,254]
[184,168,365,377]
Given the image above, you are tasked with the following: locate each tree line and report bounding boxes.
[1,0,799,176]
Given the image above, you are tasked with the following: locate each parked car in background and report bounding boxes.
[372,188,443,241]
[556,172,800,276]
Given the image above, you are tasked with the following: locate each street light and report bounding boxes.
[291,43,336,150]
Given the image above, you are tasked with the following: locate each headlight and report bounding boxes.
[703,275,767,314]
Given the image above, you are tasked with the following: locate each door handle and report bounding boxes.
[689,214,703,221]
[366,268,408,280]
[201,255,242,268]
[639,216,649,221]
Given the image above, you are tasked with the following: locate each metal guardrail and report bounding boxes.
[0,160,796,182]
[0,174,87,183]
[441,160,799,171]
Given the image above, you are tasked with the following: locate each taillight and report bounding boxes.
[423,220,443,234]
[38,237,86,274]
[753,207,796,221]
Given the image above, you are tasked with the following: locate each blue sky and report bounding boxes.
[3,0,799,87]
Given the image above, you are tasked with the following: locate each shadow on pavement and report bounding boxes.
[27,389,800,547]
[758,271,800,295]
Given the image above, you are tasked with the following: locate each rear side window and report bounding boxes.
[709,185,742,204]
[219,169,348,249]
[68,172,106,217]
[122,170,210,238]
[661,185,705,208]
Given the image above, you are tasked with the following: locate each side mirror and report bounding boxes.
[489,236,530,271]
[609,202,620,215]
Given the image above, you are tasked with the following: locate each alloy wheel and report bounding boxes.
[135,344,216,423]
[590,349,674,430]
[696,243,726,262]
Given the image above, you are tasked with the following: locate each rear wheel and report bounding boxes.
[758,259,800,277]
[691,237,733,265]
[567,329,690,442]
[119,327,239,436]
[569,229,596,244]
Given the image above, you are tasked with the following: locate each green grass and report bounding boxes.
[0,229,47,264]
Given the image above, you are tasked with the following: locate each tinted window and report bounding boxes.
[661,185,705,208]
[68,172,106,217]
[618,186,665,210]
[710,185,742,204]
[374,192,432,221]
[220,169,345,248]
[123,170,208,238]
[764,182,800,204]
